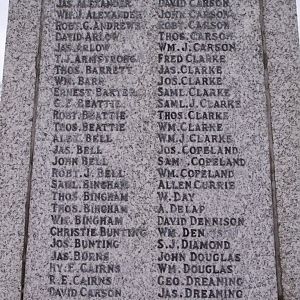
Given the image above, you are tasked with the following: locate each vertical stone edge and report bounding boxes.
[258,0,283,298]
[20,0,45,299]
[0,1,42,299]
[263,1,300,299]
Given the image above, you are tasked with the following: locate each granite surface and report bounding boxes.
[0,0,298,299]
[0,1,42,299]
[264,0,300,299]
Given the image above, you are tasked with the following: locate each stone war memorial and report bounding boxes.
[0,0,299,299]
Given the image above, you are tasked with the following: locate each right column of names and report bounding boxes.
[155,1,246,299]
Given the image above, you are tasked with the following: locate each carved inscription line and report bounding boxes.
[20,1,45,299]
[258,0,283,299]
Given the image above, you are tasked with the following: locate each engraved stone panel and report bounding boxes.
[0,1,299,300]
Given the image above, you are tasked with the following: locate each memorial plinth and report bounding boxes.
[0,0,299,299]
